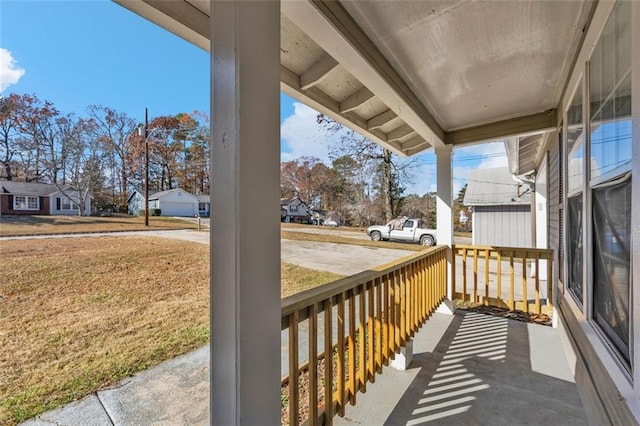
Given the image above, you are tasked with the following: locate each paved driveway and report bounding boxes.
[1,229,414,276]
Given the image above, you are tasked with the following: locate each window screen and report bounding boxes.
[592,179,631,362]
[567,194,583,303]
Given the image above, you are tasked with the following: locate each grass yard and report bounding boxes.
[0,237,342,425]
[0,215,198,236]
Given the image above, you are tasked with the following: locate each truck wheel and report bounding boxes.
[370,231,382,241]
[420,234,435,246]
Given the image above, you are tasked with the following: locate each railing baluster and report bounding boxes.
[348,289,356,405]
[308,303,318,426]
[383,273,390,367]
[437,252,441,307]
[484,248,490,306]
[431,254,436,312]
[462,248,467,302]
[367,281,375,383]
[358,284,366,393]
[451,246,457,301]
[424,257,429,321]
[400,266,407,344]
[394,269,401,352]
[409,262,415,336]
[375,277,383,374]
[418,259,424,323]
[522,252,528,313]
[534,252,540,314]
[337,293,345,416]
[324,298,333,425]
[509,250,515,311]
[432,253,437,312]
[473,248,478,303]
[497,250,502,304]
[289,311,299,426]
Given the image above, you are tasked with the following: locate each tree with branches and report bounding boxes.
[317,114,418,223]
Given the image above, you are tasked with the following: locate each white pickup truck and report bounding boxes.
[367,217,437,246]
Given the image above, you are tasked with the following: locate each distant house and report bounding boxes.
[195,194,210,217]
[148,188,199,217]
[128,188,206,217]
[463,167,531,247]
[0,180,92,216]
[127,189,150,216]
[280,197,310,223]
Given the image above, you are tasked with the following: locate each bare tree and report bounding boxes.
[317,114,417,222]
[0,94,24,181]
[86,105,137,212]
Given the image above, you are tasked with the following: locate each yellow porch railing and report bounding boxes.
[281,246,448,425]
[451,244,553,315]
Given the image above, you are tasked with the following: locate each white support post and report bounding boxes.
[436,145,455,314]
[211,2,281,425]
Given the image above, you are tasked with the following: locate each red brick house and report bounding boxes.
[0,181,92,216]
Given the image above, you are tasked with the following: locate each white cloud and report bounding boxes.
[0,48,25,93]
[280,102,344,163]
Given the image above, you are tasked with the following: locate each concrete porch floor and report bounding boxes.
[334,311,587,425]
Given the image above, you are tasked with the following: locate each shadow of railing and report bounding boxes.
[381,311,586,425]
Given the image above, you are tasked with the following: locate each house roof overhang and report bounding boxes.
[113,0,596,166]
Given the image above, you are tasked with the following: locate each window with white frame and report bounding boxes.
[14,196,39,210]
[566,78,584,305]
[589,0,632,365]
[290,204,298,212]
[59,197,78,210]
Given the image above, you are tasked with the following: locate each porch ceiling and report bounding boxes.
[114,0,594,162]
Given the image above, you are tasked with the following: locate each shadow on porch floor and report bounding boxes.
[334,311,587,425]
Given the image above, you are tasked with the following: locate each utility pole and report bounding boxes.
[138,108,150,227]
[144,108,149,227]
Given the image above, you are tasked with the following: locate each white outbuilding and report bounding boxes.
[148,188,199,217]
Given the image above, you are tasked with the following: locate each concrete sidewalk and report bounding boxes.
[21,347,210,426]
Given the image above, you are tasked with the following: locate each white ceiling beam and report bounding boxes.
[280,80,407,157]
[387,124,414,142]
[367,109,398,130]
[299,54,340,91]
[280,65,300,90]
[114,0,209,51]
[282,0,445,150]
[339,87,375,113]
[404,144,431,157]
[446,109,558,146]
[401,136,427,151]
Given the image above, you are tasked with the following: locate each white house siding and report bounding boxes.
[151,189,199,217]
[161,201,195,217]
[128,192,145,215]
[50,192,91,216]
[281,198,310,222]
[472,205,531,247]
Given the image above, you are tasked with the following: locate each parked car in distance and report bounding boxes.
[324,219,339,227]
[367,217,437,246]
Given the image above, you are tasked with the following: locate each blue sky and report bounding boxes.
[0,0,507,195]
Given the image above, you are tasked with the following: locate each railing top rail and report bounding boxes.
[452,244,553,256]
[281,245,447,318]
